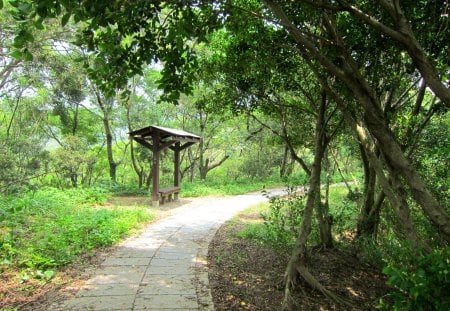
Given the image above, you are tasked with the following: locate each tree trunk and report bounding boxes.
[125,100,146,188]
[252,113,311,176]
[0,59,20,91]
[70,173,78,188]
[95,91,117,183]
[315,95,333,248]
[371,191,386,240]
[355,124,430,251]
[329,146,352,193]
[145,156,153,190]
[282,91,342,309]
[343,0,450,108]
[188,148,196,182]
[280,144,289,178]
[129,138,144,188]
[359,97,450,243]
[72,102,79,135]
[200,155,229,180]
[199,157,208,180]
[333,5,450,242]
[356,141,378,237]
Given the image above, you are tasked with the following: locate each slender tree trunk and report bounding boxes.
[95,91,117,183]
[103,111,117,183]
[356,141,378,237]
[0,59,20,91]
[344,0,450,107]
[72,102,79,135]
[329,146,352,193]
[355,124,430,250]
[6,89,25,141]
[282,92,347,309]
[126,117,144,188]
[200,156,208,180]
[145,156,153,190]
[188,148,195,182]
[198,120,206,180]
[315,93,333,248]
[359,96,450,242]
[252,113,312,176]
[129,138,144,188]
[371,191,386,240]
[70,173,77,188]
[280,144,289,178]
[283,113,326,309]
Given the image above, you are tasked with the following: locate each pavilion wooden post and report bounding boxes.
[173,142,181,201]
[151,131,160,207]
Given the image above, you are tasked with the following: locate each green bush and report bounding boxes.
[236,187,306,249]
[0,187,153,273]
[260,187,305,248]
[380,247,450,311]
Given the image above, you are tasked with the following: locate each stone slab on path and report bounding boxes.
[50,189,286,311]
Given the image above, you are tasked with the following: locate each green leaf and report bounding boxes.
[34,18,45,29]
[0,0,3,10]
[23,49,33,61]
[61,13,71,27]
[18,29,34,43]
[10,50,23,59]
[44,270,55,280]
[36,6,48,18]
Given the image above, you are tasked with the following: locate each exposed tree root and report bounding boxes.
[282,259,356,310]
[298,265,355,308]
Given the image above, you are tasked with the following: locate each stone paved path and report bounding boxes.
[51,189,284,310]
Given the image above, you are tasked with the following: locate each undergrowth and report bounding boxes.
[238,185,358,249]
[378,246,450,311]
[0,187,153,278]
[237,185,450,310]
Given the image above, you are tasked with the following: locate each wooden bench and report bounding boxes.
[158,187,180,204]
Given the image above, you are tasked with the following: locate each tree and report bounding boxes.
[123,70,165,189]
[52,135,96,187]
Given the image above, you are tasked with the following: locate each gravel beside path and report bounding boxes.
[50,189,284,311]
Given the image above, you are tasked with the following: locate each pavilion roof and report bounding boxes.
[129,125,200,143]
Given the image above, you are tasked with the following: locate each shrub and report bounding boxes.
[259,187,305,248]
[380,247,450,311]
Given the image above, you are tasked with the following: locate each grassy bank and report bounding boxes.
[0,187,153,276]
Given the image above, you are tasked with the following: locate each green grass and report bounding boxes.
[180,176,284,197]
[232,203,275,244]
[0,187,154,273]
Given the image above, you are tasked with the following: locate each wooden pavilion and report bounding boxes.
[129,125,200,206]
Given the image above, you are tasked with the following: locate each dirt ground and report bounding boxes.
[208,211,392,310]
